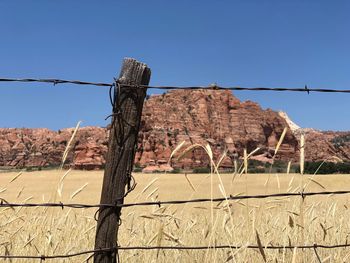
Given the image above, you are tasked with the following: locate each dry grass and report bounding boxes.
[1,170,350,262]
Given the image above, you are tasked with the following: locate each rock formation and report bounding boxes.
[0,127,108,170]
[302,130,350,162]
[137,90,298,170]
[0,90,349,170]
[278,111,350,163]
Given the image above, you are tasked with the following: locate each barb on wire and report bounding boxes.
[1,190,350,210]
[1,242,350,260]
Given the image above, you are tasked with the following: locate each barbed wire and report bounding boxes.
[0,247,115,260]
[1,189,350,210]
[1,77,350,93]
[119,243,350,250]
[0,78,113,87]
[126,84,350,93]
[1,242,350,260]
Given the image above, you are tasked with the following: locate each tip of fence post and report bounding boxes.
[123,57,148,68]
[119,58,150,86]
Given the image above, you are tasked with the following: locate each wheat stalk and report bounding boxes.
[300,134,305,175]
[61,121,81,169]
[70,183,88,200]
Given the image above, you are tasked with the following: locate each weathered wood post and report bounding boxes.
[94,58,151,262]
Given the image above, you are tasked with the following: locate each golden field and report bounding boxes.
[1,170,350,262]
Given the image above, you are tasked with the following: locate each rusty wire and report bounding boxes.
[1,189,350,210]
[0,247,115,260]
[1,243,350,260]
[118,243,350,250]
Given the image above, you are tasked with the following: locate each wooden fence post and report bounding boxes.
[94,58,151,262]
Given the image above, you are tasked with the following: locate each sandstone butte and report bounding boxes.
[0,90,349,171]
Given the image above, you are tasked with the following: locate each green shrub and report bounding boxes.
[274,160,287,168]
[133,167,143,173]
[169,168,181,174]
[249,168,266,174]
[332,134,350,148]
[296,161,350,174]
[193,167,211,173]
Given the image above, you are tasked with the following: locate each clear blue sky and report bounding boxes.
[0,1,349,131]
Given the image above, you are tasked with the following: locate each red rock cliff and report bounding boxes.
[136,90,298,169]
[0,90,348,170]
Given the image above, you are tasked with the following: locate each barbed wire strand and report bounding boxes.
[125,84,350,93]
[1,78,350,93]
[0,78,113,87]
[118,243,350,250]
[1,243,350,260]
[0,247,114,260]
[1,190,350,209]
